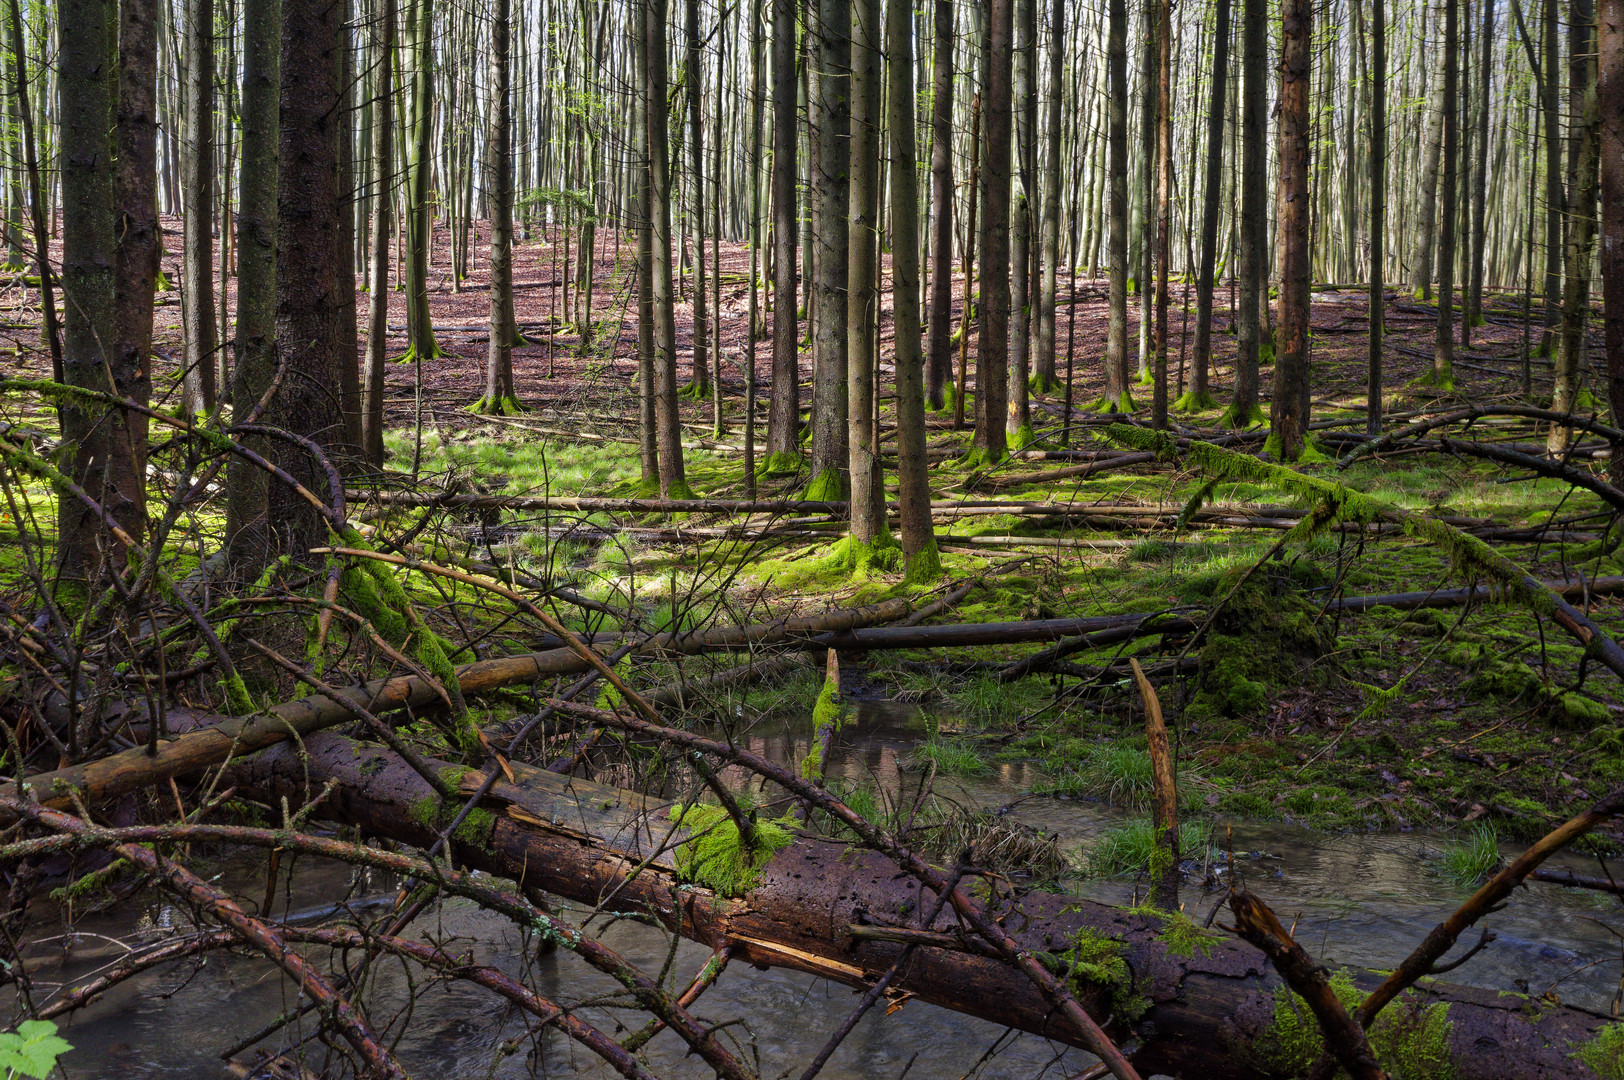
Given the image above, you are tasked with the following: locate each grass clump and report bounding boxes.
[906,736,991,776]
[1437,823,1500,887]
[669,801,795,898]
[1083,818,1212,878]
[1256,970,1458,1080]
[1575,1023,1624,1079]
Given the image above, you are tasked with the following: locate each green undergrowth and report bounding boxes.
[1083,818,1213,878]
[906,735,992,776]
[1437,823,1501,887]
[1256,969,1456,1080]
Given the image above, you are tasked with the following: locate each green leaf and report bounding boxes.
[0,1019,72,1078]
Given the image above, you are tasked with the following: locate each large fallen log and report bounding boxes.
[217,728,1620,1080]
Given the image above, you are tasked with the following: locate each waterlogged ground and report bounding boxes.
[22,701,1624,1078]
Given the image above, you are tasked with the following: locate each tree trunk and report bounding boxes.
[1006,0,1034,448]
[764,0,801,471]
[225,0,280,559]
[806,0,850,499]
[267,0,349,561]
[112,0,158,547]
[1540,0,1563,355]
[973,0,1012,467]
[745,0,764,494]
[181,0,217,417]
[362,0,396,464]
[1185,0,1230,415]
[1101,0,1132,414]
[1550,0,1601,452]
[843,0,883,562]
[479,0,516,415]
[926,0,953,413]
[1151,0,1170,431]
[1033,0,1061,397]
[889,0,937,583]
[1430,0,1458,389]
[1408,1,1444,302]
[1367,0,1386,434]
[685,0,709,395]
[57,0,123,585]
[1464,0,1491,340]
[1222,0,1265,428]
[635,0,660,493]
[404,0,439,363]
[1268,0,1313,460]
[1602,0,1624,477]
[648,0,689,496]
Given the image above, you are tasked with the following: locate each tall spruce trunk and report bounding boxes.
[1006,0,1034,448]
[1268,0,1313,460]
[58,0,123,583]
[1151,0,1170,430]
[1101,0,1131,414]
[685,0,709,395]
[1033,0,1061,396]
[806,0,850,498]
[973,0,1012,466]
[891,0,938,581]
[268,0,350,561]
[648,0,689,495]
[635,0,660,492]
[1223,0,1266,428]
[1185,0,1230,414]
[225,0,280,556]
[843,0,883,559]
[1601,0,1624,477]
[1464,0,1492,340]
[764,0,801,471]
[1430,0,1458,388]
[362,0,396,463]
[1409,1,1445,301]
[745,0,764,493]
[113,0,158,545]
[1540,0,1563,354]
[1550,0,1601,451]
[925,0,954,411]
[479,0,516,414]
[181,0,217,416]
[1367,0,1386,433]
[404,0,439,363]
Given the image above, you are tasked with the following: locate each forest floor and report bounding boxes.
[5,214,1621,866]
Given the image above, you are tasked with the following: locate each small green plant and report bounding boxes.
[1084,818,1212,878]
[906,736,991,776]
[0,1020,71,1079]
[1438,823,1500,887]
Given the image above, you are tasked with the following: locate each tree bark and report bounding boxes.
[806,0,850,499]
[225,0,281,559]
[1603,0,1624,478]
[973,0,1012,466]
[1006,0,1035,447]
[843,0,883,559]
[889,0,937,582]
[1268,0,1313,460]
[1101,0,1132,414]
[1151,0,1170,430]
[1033,0,1061,397]
[181,0,217,417]
[648,0,689,496]
[1186,0,1230,415]
[1223,0,1265,428]
[362,0,396,463]
[1408,2,1444,302]
[926,0,954,413]
[635,0,660,492]
[1367,0,1386,434]
[1464,0,1492,341]
[478,0,517,416]
[1430,0,1458,389]
[765,0,801,469]
[403,0,439,364]
[1550,0,1601,452]
[685,0,709,396]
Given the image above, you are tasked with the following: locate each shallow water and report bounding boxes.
[25,700,1624,1078]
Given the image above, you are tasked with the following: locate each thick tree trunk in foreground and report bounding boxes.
[267,0,348,560]
[1223,0,1266,429]
[1101,0,1132,414]
[844,0,882,557]
[403,0,438,364]
[1269,0,1312,460]
[1186,0,1229,414]
[648,0,689,496]
[1550,0,1601,452]
[973,0,1012,466]
[478,0,517,415]
[113,0,157,542]
[213,729,1619,1080]
[925,0,954,412]
[807,0,851,499]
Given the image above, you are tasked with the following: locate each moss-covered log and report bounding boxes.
[223,728,1623,1080]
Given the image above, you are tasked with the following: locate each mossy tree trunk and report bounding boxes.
[684,0,709,396]
[1366,0,1386,434]
[1033,0,1061,398]
[635,0,660,493]
[1408,1,1444,302]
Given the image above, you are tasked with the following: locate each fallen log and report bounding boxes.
[214,726,1620,1080]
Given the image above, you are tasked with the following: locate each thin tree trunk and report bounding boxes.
[806,0,851,498]
[973,0,1012,465]
[745,0,764,495]
[891,0,937,581]
[1269,0,1313,460]
[1151,0,1170,430]
[1540,0,1562,354]
[362,0,396,463]
[684,0,709,395]
[1550,0,1601,451]
[225,0,279,556]
[1600,0,1624,476]
[648,0,689,495]
[404,0,438,363]
[1006,0,1034,447]
[181,0,217,416]
[843,0,883,559]
[1430,0,1458,387]
[1409,1,1444,301]
[635,0,660,492]
[1368,0,1386,434]
[1185,0,1229,414]
[764,0,801,471]
[926,0,953,412]
[1033,0,1061,396]
[1464,0,1491,339]
[477,0,516,415]
[1222,0,1265,427]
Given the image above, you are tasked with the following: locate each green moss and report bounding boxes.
[801,669,844,780]
[902,538,943,584]
[1173,389,1220,414]
[1256,970,1457,1080]
[803,467,847,502]
[961,445,1008,469]
[467,395,526,416]
[1028,372,1062,395]
[823,530,901,579]
[668,802,794,897]
[757,450,804,476]
[1009,422,1038,450]
[1262,430,1331,463]
[1410,367,1458,393]
[1216,400,1268,429]
[665,479,700,499]
[218,673,256,717]
[1088,389,1138,414]
[1051,926,1128,986]
[1574,1022,1624,1079]
[1147,907,1221,958]
[1557,692,1610,729]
